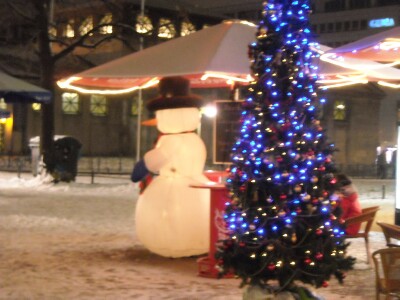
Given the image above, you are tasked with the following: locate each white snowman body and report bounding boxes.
[135,107,210,258]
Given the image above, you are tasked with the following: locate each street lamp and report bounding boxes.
[135,0,146,162]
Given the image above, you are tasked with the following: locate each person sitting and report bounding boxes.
[335,173,362,235]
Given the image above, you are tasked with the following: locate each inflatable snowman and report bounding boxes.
[134,76,210,258]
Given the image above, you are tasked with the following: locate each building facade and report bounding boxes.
[310,0,400,47]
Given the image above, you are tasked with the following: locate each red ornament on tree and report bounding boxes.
[304,258,312,264]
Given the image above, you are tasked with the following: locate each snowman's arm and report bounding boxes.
[144,138,180,173]
[143,148,169,173]
[131,159,149,182]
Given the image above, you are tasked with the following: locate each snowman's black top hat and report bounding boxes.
[146,76,204,112]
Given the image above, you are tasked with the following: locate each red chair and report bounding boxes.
[345,206,380,264]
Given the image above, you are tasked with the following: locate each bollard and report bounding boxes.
[91,170,95,184]
[382,184,386,199]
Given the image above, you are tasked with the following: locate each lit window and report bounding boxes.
[131,100,140,116]
[79,16,93,36]
[62,93,80,114]
[181,21,196,36]
[333,100,346,121]
[99,13,113,34]
[48,25,57,38]
[32,103,41,111]
[131,94,144,116]
[0,98,6,110]
[90,95,107,116]
[63,20,75,38]
[158,18,176,39]
[136,15,153,35]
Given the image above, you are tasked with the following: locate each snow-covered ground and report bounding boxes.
[0,172,396,299]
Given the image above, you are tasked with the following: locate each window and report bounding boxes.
[62,93,80,114]
[325,0,345,12]
[63,19,75,38]
[158,18,176,39]
[131,93,145,116]
[377,0,398,5]
[0,98,6,110]
[136,15,153,35]
[327,23,334,32]
[79,16,93,36]
[319,24,326,33]
[181,21,196,36]
[32,103,41,111]
[48,25,57,38]
[360,20,368,29]
[350,0,371,9]
[131,99,140,116]
[333,100,347,121]
[99,13,113,34]
[344,21,350,31]
[352,20,359,30]
[90,95,107,116]
[335,22,342,31]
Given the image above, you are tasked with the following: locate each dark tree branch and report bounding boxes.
[4,0,39,23]
[52,22,141,62]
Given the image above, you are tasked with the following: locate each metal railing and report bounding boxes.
[0,155,394,180]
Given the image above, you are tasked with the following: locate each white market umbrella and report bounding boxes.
[58,20,259,161]
[58,20,257,92]
[0,71,51,103]
[317,44,400,89]
[326,26,400,62]
[324,26,400,88]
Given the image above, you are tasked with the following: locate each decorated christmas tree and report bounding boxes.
[216,0,355,296]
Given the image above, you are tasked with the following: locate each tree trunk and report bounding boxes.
[33,0,55,169]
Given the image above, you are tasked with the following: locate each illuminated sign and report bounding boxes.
[369,18,395,28]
